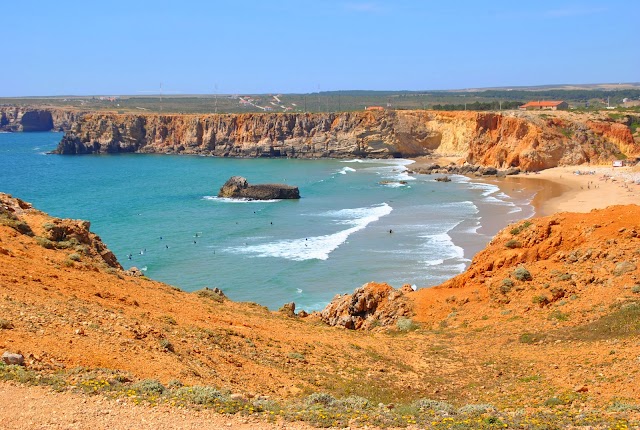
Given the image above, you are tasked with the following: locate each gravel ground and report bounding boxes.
[0,382,317,430]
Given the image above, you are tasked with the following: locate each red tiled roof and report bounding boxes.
[519,100,565,108]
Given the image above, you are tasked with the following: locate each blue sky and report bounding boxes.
[2,0,638,96]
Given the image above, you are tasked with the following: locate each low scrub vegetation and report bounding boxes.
[0,363,636,428]
[510,221,532,235]
[513,266,532,281]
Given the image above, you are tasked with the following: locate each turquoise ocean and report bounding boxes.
[0,132,534,310]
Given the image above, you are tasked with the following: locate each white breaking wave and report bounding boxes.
[420,231,465,262]
[381,181,408,188]
[338,166,357,175]
[465,181,501,197]
[202,196,281,203]
[226,203,393,261]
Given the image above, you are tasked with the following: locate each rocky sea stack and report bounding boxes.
[218,176,300,200]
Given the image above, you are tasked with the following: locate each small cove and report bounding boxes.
[0,132,533,310]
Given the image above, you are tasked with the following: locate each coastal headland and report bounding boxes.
[52,110,639,173]
[1,107,640,428]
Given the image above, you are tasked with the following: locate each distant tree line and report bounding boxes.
[476,89,640,103]
[430,101,524,111]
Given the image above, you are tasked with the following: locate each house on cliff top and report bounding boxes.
[519,100,568,110]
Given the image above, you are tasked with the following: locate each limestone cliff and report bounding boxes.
[0,107,85,132]
[54,110,639,169]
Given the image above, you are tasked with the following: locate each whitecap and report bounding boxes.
[424,259,444,266]
[337,166,356,175]
[226,203,393,261]
[467,181,500,197]
[380,182,407,188]
[419,231,465,261]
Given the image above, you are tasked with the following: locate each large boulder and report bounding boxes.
[218,176,300,200]
[320,282,414,330]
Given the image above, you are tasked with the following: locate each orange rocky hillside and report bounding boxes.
[2,192,640,421]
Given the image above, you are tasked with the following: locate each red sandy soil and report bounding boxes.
[1,193,640,428]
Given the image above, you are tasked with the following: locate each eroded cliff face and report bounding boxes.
[0,107,85,132]
[55,110,640,169]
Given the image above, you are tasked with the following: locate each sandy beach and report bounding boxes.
[522,165,640,216]
[410,156,640,216]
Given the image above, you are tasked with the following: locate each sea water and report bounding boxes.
[0,132,534,310]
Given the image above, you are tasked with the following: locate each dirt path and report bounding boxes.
[0,382,316,430]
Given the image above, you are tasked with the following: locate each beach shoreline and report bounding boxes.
[409,156,640,217]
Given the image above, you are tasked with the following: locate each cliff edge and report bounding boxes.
[54,110,639,171]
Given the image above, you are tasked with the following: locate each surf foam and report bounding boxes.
[226,203,393,261]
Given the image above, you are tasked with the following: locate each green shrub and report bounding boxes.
[544,396,564,407]
[35,237,55,249]
[68,253,81,262]
[339,395,369,409]
[195,287,226,302]
[631,285,640,294]
[513,266,532,281]
[458,403,495,415]
[510,221,532,235]
[0,319,14,330]
[560,128,573,138]
[159,338,174,352]
[519,332,542,344]
[0,218,33,236]
[132,379,166,395]
[396,317,420,332]
[288,352,305,361]
[532,295,549,306]
[505,239,521,249]
[174,386,225,405]
[558,273,572,281]
[167,379,183,389]
[608,400,640,412]
[160,315,177,325]
[414,398,456,415]
[500,279,513,294]
[305,392,337,407]
[548,310,569,321]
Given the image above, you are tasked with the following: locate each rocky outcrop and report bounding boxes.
[410,163,520,177]
[0,106,86,132]
[0,193,121,270]
[218,176,300,200]
[320,282,414,330]
[54,110,640,170]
